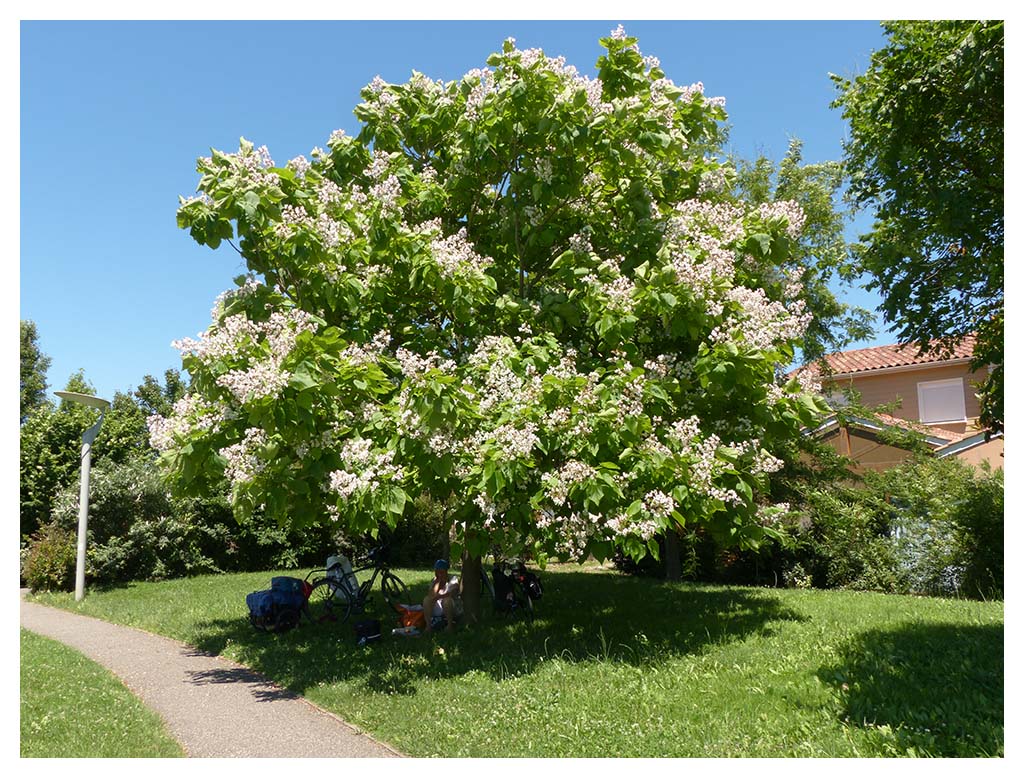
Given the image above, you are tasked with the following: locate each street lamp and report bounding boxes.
[55,391,111,601]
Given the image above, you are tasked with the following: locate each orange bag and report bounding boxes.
[397,605,426,629]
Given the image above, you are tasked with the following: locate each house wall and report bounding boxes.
[825,363,988,434]
[819,427,1004,475]
[818,428,916,475]
[949,437,1004,470]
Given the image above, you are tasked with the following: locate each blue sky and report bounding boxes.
[21,19,892,403]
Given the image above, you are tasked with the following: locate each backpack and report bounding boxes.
[325,555,360,600]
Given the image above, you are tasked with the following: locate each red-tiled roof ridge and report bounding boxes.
[799,334,976,377]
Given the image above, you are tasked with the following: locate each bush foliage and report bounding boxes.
[43,457,344,584]
[22,524,77,592]
[618,454,1003,600]
[36,454,449,586]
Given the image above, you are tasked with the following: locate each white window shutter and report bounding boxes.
[917,378,966,423]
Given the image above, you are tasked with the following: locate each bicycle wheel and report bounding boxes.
[307,579,352,625]
[380,571,411,610]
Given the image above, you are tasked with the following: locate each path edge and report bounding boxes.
[20,590,406,758]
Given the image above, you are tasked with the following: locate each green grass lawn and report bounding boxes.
[28,563,1003,757]
[20,628,185,758]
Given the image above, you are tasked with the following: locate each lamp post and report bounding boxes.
[55,391,111,601]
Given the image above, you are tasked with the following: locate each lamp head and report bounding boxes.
[55,391,111,411]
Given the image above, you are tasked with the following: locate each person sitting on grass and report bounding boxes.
[423,559,461,633]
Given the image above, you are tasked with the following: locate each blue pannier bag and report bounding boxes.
[246,590,275,620]
[246,582,306,633]
[271,576,305,594]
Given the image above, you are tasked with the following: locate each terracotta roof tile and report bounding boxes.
[803,335,976,377]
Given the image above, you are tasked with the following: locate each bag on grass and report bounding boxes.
[395,604,426,629]
[353,619,381,644]
[246,590,276,621]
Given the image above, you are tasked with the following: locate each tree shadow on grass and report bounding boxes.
[189,570,805,699]
[818,622,1003,757]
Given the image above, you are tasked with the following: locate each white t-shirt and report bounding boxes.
[431,575,462,617]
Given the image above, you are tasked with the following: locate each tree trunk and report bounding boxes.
[460,551,483,624]
[664,529,682,581]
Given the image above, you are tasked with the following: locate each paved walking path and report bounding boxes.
[20,592,403,758]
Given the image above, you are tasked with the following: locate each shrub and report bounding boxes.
[953,465,1004,598]
[305,494,463,572]
[796,457,1003,598]
[612,528,749,583]
[180,492,342,573]
[802,489,903,592]
[376,494,450,568]
[611,455,1003,601]
[49,458,226,583]
[19,375,155,539]
[23,525,77,592]
[48,458,345,584]
[866,457,1003,598]
[227,514,339,572]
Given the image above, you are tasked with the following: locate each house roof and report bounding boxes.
[809,412,971,448]
[804,335,976,377]
[872,412,970,443]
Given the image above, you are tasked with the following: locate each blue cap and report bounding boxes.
[434,559,450,570]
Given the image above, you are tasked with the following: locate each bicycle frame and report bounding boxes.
[351,562,384,606]
[349,553,403,608]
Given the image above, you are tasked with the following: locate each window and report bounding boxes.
[917,378,966,423]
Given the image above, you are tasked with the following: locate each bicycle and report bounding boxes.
[481,558,541,621]
[304,546,410,625]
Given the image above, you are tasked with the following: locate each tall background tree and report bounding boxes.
[20,320,52,423]
[832,20,1003,432]
[732,139,874,364]
[21,370,102,537]
[19,367,186,538]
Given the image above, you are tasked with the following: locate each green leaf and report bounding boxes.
[745,233,772,257]
[735,479,753,502]
[449,541,463,563]
[385,486,407,517]
[289,365,317,391]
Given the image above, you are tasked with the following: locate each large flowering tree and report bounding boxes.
[154,28,826,610]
